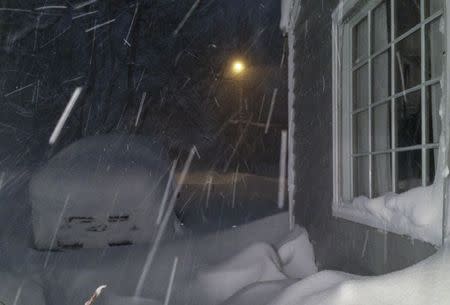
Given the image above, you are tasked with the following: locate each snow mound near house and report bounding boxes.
[265,244,450,305]
[190,223,317,305]
[29,134,179,249]
[277,225,318,279]
[0,272,46,305]
[192,243,287,305]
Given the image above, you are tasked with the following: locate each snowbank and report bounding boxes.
[335,185,443,245]
[30,134,179,249]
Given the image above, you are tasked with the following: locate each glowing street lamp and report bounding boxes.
[231,60,246,75]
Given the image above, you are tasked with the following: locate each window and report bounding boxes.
[334,0,446,203]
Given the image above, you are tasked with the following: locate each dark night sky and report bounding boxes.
[0,0,286,175]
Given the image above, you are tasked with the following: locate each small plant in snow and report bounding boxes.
[84,285,107,305]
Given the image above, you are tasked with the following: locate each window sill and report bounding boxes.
[332,186,443,246]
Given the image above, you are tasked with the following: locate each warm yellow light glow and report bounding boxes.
[232,60,245,74]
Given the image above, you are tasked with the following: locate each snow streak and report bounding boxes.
[74,0,98,10]
[232,165,239,208]
[0,8,32,13]
[4,83,34,97]
[223,116,252,172]
[135,91,147,127]
[278,130,287,209]
[44,195,71,268]
[12,283,23,305]
[35,5,67,10]
[173,0,201,36]
[156,159,178,226]
[265,88,278,134]
[163,257,179,305]
[124,2,139,46]
[0,172,4,192]
[361,230,369,258]
[205,175,213,209]
[135,147,196,297]
[49,87,83,145]
[72,10,98,20]
[85,19,116,33]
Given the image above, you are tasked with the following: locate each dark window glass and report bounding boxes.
[425,0,444,17]
[372,0,391,53]
[395,0,421,37]
[426,84,442,144]
[353,17,369,64]
[373,51,391,102]
[397,150,422,193]
[373,102,392,151]
[425,18,444,80]
[354,156,370,197]
[353,111,369,153]
[395,30,421,92]
[373,153,392,197]
[395,90,422,148]
[353,64,369,109]
[426,149,438,186]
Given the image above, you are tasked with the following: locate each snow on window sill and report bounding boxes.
[333,184,444,246]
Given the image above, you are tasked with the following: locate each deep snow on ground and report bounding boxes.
[3,205,450,305]
[3,133,450,305]
[0,209,316,305]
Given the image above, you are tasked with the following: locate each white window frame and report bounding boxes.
[332,0,450,236]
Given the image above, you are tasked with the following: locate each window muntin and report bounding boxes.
[349,0,445,198]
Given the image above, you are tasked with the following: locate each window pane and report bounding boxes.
[373,102,391,151]
[426,84,442,144]
[426,149,438,186]
[395,30,421,93]
[395,0,421,37]
[372,51,391,102]
[373,153,392,197]
[353,111,369,153]
[353,64,369,110]
[397,150,422,193]
[354,156,370,197]
[426,18,444,80]
[372,0,391,53]
[425,0,444,17]
[395,90,421,147]
[353,17,368,64]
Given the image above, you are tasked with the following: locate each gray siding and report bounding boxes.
[292,0,436,275]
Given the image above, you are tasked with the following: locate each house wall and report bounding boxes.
[292,0,437,275]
